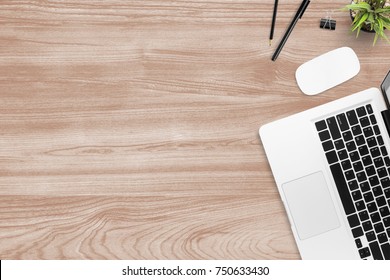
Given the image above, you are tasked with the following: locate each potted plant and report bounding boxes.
[343,0,390,45]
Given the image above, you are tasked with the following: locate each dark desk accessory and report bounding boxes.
[320,18,336,30]
[269,0,279,46]
[271,0,310,61]
[320,11,336,30]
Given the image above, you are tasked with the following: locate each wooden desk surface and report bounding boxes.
[0,0,389,259]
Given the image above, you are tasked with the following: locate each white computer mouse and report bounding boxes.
[295,47,360,95]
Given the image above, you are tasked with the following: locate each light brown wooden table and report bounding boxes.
[0,0,389,260]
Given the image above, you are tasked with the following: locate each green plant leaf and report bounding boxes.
[352,12,363,24]
[344,2,373,12]
[377,17,390,34]
[367,12,374,23]
[352,12,369,31]
[356,25,362,38]
[373,28,379,45]
[352,2,373,11]
[375,8,390,13]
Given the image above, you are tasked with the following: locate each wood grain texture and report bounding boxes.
[0,0,389,259]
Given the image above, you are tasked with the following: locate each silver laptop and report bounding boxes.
[259,72,390,259]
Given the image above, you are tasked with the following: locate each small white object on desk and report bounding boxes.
[295,47,360,95]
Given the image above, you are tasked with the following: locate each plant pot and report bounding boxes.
[349,0,389,33]
[349,10,375,33]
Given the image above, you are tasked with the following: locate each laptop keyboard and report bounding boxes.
[316,104,390,260]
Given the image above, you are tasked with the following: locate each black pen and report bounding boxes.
[271,0,310,61]
[269,0,279,46]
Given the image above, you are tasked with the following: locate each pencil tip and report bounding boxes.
[269,39,272,46]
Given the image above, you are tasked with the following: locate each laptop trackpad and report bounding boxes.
[282,171,340,240]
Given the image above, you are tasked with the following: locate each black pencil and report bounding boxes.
[271,0,310,61]
[269,0,279,46]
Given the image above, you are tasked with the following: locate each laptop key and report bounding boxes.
[357,106,367,117]
[374,222,385,234]
[348,180,359,191]
[380,243,390,260]
[378,167,387,178]
[362,156,373,166]
[326,151,338,164]
[348,214,360,228]
[374,157,384,168]
[355,135,365,146]
[377,232,388,243]
[355,162,364,173]
[370,147,380,158]
[366,104,373,114]
[334,139,345,150]
[318,130,330,142]
[372,186,383,197]
[355,200,366,211]
[363,220,373,231]
[373,125,380,135]
[365,165,376,177]
[370,115,376,124]
[346,141,356,152]
[381,146,388,156]
[367,137,377,148]
[322,140,334,151]
[342,131,353,142]
[381,178,390,188]
[345,170,355,181]
[330,163,356,215]
[376,196,387,207]
[369,176,379,187]
[385,189,390,198]
[366,231,376,242]
[363,127,373,137]
[360,181,370,192]
[356,171,367,183]
[377,136,384,146]
[355,238,363,248]
[350,151,360,162]
[337,113,349,131]
[315,120,327,131]
[367,202,378,213]
[352,190,362,201]
[363,192,374,203]
[327,117,341,139]
[379,206,390,217]
[352,226,364,238]
[358,145,369,156]
[359,247,371,259]
[359,210,369,221]
[341,160,352,170]
[338,149,348,160]
[351,125,362,136]
[370,114,377,125]
[384,217,390,227]
[360,117,370,127]
[371,212,381,223]
[369,241,384,259]
[347,110,359,125]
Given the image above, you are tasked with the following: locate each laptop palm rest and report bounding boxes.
[282,171,340,240]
